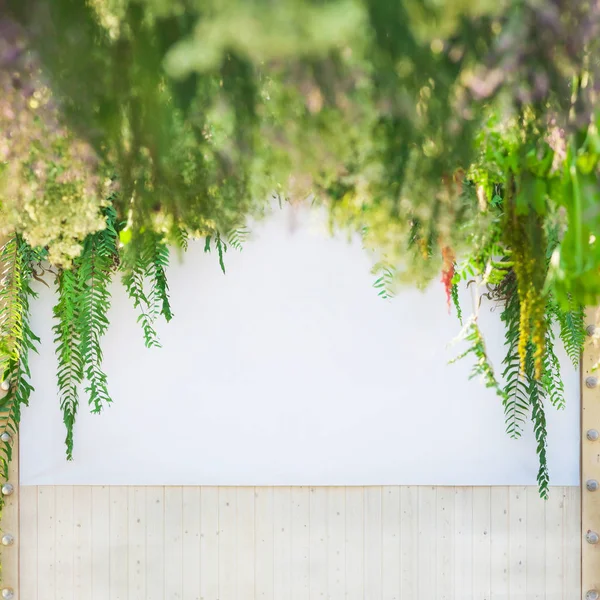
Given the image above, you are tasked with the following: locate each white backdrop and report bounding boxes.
[20,206,580,486]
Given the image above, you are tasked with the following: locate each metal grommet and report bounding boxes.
[587,480,599,492]
[586,376,599,389]
[1,534,14,546]
[586,530,599,544]
[587,591,599,600]
[1,483,14,496]
[0,432,11,443]
[587,429,600,441]
[587,324,597,337]
[1,588,14,600]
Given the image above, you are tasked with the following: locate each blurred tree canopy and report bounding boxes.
[0,0,599,492]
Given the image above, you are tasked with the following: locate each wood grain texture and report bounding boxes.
[19,485,580,600]
[583,307,600,599]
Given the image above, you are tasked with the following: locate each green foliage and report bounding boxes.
[500,282,530,439]
[549,299,585,368]
[77,207,118,413]
[372,262,396,300]
[53,269,84,459]
[0,236,43,478]
[122,231,173,348]
[450,317,506,402]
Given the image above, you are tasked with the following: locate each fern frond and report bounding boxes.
[0,236,40,478]
[227,227,250,251]
[540,323,565,410]
[372,262,396,300]
[53,269,84,459]
[77,207,118,413]
[204,232,228,274]
[215,232,227,274]
[450,316,507,402]
[121,230,173,346]
[450,281,462,324]
[550,297,585,368]
[525,343,550,499]
[500,282,530,438]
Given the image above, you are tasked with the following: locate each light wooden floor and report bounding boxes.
[19,485,580,600]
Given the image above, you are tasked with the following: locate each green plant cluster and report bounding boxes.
[0,0,598,495]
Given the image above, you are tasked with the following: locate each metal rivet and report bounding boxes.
[587,591,600,600]
[1,534,14,546]
[1,483,14,496]
[1,588,14,599]
[586,530,599,544]
[0,380,8,392]
[0,432,10,443]
[588,429,600,441]
[586,376,598,389]
[587,480,599,492]
[588,324,597,337]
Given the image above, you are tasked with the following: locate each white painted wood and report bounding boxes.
[182,487,201,600]
[382,486,400,600]
[91,486,110,600]
[37,486,56,600]
[236,488,255,599]
[20,485,38,600]
[127,487,146,600]
[255,487,274,600]
[291,487,310,600]
[454,487,473,600]
[21,207,580,488]
[436,487,454,600]
[164,487,183,600]
[218,487,237,600]
[490,487,508,599]
[273,486,292,600]
[55,485,74,600]
[308,487,327,600]
[563,487,580,599]
[418,487,436,600]
[364,487,383,600]
[200,487,219,600]
[472,487,491,600]
[73,486,93,600]
[20,485,580,600]
[508,486,527,598]
[400,486,418,600]
[145,487,165,600]
[109,487,128,600]
[326,488,345,600]
[526,486,546,600]
[344,487,364,600]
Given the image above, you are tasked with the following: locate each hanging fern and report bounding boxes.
[204,231,228,274]
[499,277,530,439]
[121,231,174,348]
[228,227,250,252]
[540,323,565,410]
[525,343,550,499]
[549,298,585,368]
[450,316,506,401]
[0,237,42,478]
[53,269,84,459]
[77,206,119,413]
[372,262,396,300]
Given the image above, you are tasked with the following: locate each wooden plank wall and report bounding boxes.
[19,485,580,600]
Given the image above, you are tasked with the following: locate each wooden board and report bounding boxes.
[18,485,580,600]
[582,307,600,599]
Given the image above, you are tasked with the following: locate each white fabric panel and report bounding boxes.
[20,206,580,485]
